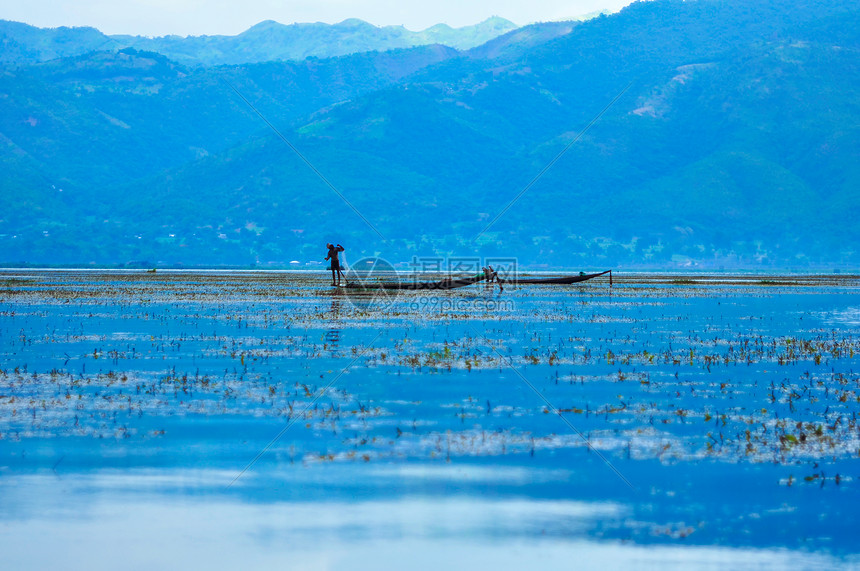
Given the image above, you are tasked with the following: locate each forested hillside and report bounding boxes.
[1,0,858,269]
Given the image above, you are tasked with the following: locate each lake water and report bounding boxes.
[1,270,859,569]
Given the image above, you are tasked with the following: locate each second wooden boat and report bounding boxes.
[512,270,612,285]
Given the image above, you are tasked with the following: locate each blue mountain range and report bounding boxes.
[0,0,858,269]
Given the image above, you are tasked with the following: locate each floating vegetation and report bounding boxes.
[0,270,857,472]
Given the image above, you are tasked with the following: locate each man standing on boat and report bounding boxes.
[483,265,504,292]
[325,243,346,286]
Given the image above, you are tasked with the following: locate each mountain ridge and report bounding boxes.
[1,17,518,67]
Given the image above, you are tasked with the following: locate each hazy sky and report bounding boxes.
[3,0,635,36]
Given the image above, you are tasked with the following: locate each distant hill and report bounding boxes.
[0,42,460,196]
[1,0,858,269]
[408,17,519,50]
[0,20,115,65]
[466,21,579,62]
[0,17,518,67]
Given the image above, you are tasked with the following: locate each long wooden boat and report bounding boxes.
[343,273,487,291]
[513,270,612,285]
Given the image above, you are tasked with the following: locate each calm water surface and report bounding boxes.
[1,270,858,569]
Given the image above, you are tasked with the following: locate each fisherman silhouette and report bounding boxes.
[483,265,503,292]
[325,243,346,286]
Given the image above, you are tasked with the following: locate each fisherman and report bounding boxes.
[483,265,504,292]
[483,266,497,283]
[325,243,346,286]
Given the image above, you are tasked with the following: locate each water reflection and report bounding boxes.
[1,469,851,570]
[327,298,342,355]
